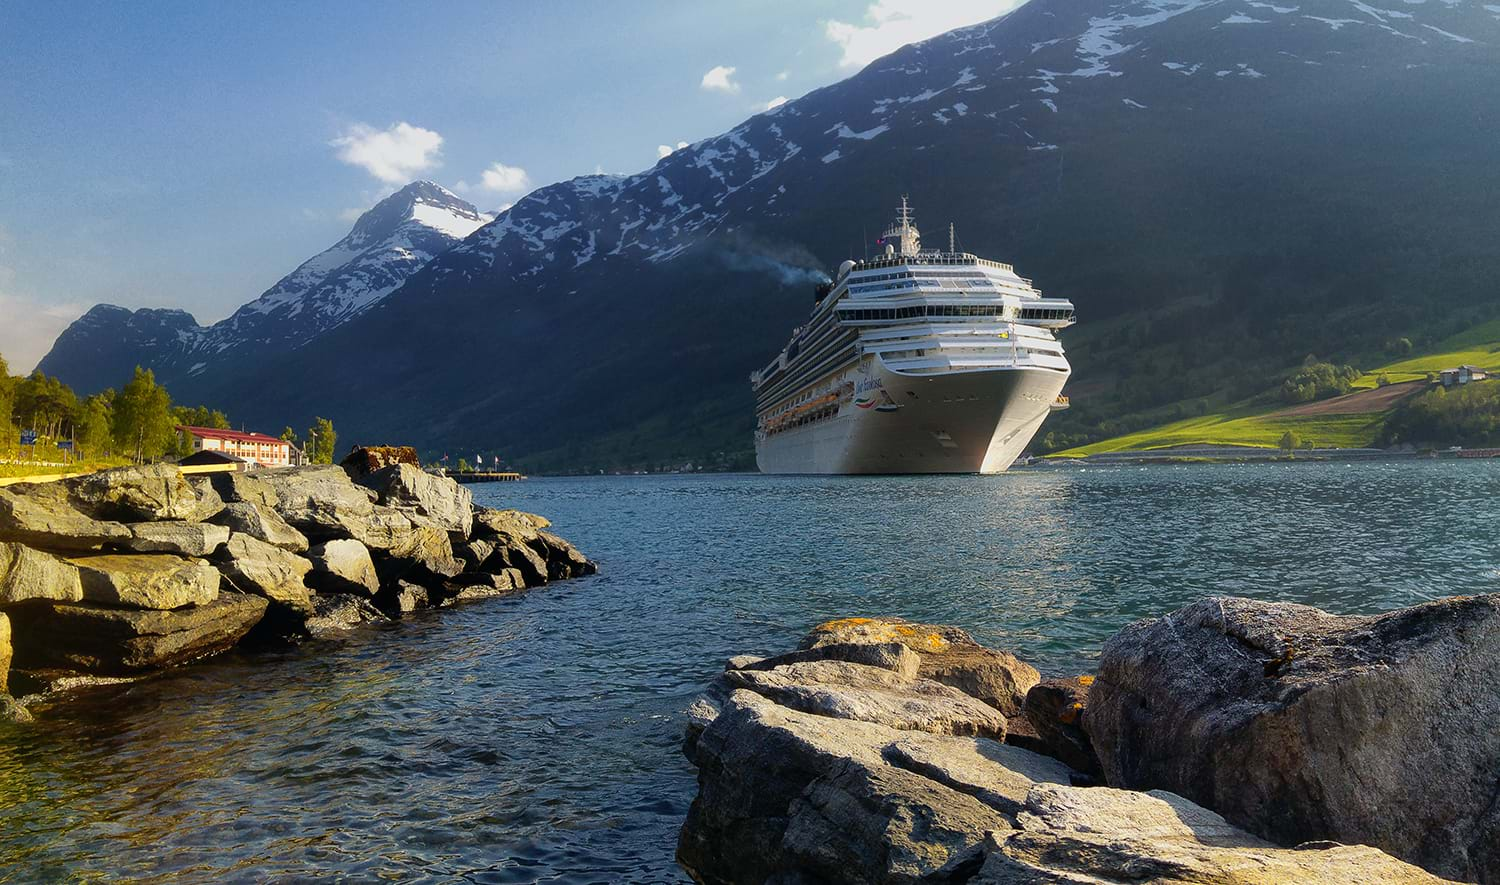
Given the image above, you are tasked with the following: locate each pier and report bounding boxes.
[449,471,526,483]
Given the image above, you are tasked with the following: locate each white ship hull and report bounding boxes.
[755,357,1068,475]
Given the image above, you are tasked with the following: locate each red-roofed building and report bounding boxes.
[177,426,291,468]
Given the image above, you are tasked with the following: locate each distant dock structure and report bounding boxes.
[449,471,526,484]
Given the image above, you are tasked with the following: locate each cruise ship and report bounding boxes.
[752,199,1075,474]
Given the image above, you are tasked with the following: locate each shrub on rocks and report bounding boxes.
[1085,594,1500,883]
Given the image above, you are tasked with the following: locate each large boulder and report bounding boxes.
[305,539,379,597]
[69,554,220,609]
[62,464,207,522]
[801,617,1040,716]
[7,592,268,674]
[254,465,383,542]
[206,471,280,509]
[213,533,313,616]
[209,501,308,553]
[975,783,1448,884]
[724,660,1006,739]
[0,485,131,551]
[1085,594,1500,883]
[303,593,389,638]
[376,525,463,585]
[351,463,473,537]
[533,530,597,580]
[124,521,230,557]
[0,542,84,604]
[1021,676,1103,780]
[485,538,550,587]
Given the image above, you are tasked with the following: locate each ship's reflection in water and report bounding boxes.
[3,462,1496,881]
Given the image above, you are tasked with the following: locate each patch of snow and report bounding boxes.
[1246,0,1298,10]
[1222,13,1269,23]
[952,102,968,116]
[832,123,891,140]
[1304,15,1361,28]
[1123,98,1148,108]
[409,203,489,239]
[821,149,842,164]
[1041,98,1058,113]
[1421,23,1474,41]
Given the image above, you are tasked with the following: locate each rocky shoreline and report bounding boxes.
[679,598,1500,884]
[0,447,595,721]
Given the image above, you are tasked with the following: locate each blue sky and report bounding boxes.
[0,0,1015,370]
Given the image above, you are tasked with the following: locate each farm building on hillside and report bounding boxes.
[1439,365,1490,388]
[177,426,291,468]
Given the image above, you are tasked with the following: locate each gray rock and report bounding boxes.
[975,783,1448,884]
[0,612,10,694]
[485,538,550,586]
[69,553,220,610]
[305,539,379,597]
[214,533,313,616]
[679,689,1062,884]
[0,485,131,551]
[1021,676,1103,780]
[63,464,204,522]
[7,592,269,674]
[452,537,495,571]
[725,660,1006,739]
[0,542,84,605]
[377,525,463,585]
[1085,594,1500,883]
[736,642,920,680]
[255,465,384,542]
[206,471,279,509]
[209,502,309,553]
[352,463,473,537]
[472,507,548,543]
[124,521,230,557]
[184,476,225,521]
[800,617,1039,716]
[303,593,388,637]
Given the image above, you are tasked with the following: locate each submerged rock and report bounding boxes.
[124,521,230,557]
[209,501,309,553]
[801,617,1038,716]
[303,593,389,637]
[8,592,269,674]
[69,553,221,610]
[1085,594,1500,883]
[0,541,84,604]
[0,485,131,551]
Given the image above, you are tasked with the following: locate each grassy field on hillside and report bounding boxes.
[1053,410,1386,457]
[1350,322,1500,389]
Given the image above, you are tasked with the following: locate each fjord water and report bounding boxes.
[3,461,1497,882]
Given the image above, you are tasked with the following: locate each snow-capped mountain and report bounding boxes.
[38,0,1500,468]
[38,181,489,393]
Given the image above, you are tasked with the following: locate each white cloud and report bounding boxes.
[700,65,740,93]
[825,0,1019,68]
[0,290,89,373]
[657,141,689,159]
[478,161,531,195]
[330,121,444,184]
[764,96,789,111]
[776,70,790,81]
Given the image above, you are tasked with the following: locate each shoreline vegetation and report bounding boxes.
[678,601,1498,883]
[0,445,595,722]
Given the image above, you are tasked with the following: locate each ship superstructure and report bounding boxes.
[751,198,1075,474]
